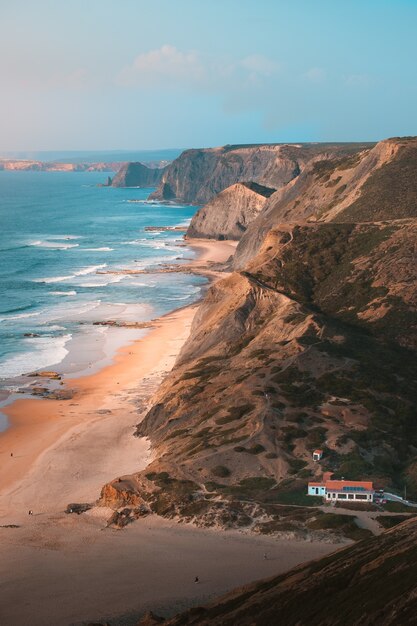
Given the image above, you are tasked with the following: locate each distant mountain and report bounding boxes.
[0,148,182,164]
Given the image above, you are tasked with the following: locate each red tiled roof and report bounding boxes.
[325,480,373,491]
[313,449,323,454]
[308,482,325,487]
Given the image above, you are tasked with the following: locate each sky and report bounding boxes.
[0,0,416,150]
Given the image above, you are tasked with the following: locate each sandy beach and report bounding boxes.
[0,238,339,625]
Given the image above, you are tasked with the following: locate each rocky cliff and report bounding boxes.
[160,518,417,625]
[149,143,372,204]
[100,218,417,531]
[234,136,417,267]
[186,182,276,240]
[110,161,167,187]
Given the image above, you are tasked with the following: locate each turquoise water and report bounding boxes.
[0,171,202,386]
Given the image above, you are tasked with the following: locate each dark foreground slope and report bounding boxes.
[149,143,372,204]
[160,518,417,626]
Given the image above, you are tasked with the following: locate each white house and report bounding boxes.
[308,478,374,502]
[313,449,323,461]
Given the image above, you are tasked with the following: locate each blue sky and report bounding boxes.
[1,0,416,150]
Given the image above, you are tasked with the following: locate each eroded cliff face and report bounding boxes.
[100,220,417,531]
[234,137,417,267]
[149,143,372,204]
[186,182,275,240]
[111,162,167,187]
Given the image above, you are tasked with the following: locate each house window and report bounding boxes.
[338,493,347,499]
[315,488,319,495]
[348,494,354,499]
[355,494,367,500]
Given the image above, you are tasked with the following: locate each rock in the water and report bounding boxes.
[111,162,166,187]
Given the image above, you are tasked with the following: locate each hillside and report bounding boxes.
[99,220,417,532]
[186,182,276,240]
[149,143,372,204]
[159,518,417,626]
[110,161,167,187]
[234,136,417,267]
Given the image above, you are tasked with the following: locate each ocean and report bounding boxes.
[0,171,203,425]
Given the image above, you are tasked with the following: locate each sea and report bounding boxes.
[0,171,203,429]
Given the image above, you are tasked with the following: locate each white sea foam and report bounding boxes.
[73,264,107,276]
[50,291,77,296]
[81,274,126,287]
[29,240,79,250]
[34,275,75,284]
[82,247,114,252]
[34,264,107,284]
[0,334,71,379]
[0,311,41,322]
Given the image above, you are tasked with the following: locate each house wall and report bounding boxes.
[308,485,326,496]
[325,491,373,502]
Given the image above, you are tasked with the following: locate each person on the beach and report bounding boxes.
[264,552,268,560]
[28,510,33,516]
[194,576,199,583]
[10,452,13,457]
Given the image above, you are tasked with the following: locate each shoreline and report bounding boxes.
[0,238,236,507]
[0,236,341,626]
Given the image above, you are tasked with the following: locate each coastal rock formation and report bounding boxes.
[101,219,416,530]
[234,136,417,267]
[110,162,167,187]
[162,518,417,625]
[98,136,417,534]
[149,143,372,204]
[186,182,276,240]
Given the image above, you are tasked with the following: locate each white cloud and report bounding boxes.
[118,45,280,92]
[240,54,279,77]
[118,45,204,87]
[304,67,326,83]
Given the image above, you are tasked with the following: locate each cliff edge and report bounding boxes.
[186,181,275,240]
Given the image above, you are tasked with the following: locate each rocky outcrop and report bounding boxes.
[162,518,417,625]
[149,143,372,204]
[234,136,417,267]
[110,162,167,187]
[186,182,276,240]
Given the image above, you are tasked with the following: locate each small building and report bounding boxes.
[308,478,374,502]
[308,481,326,497]
[313,449,323,461]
